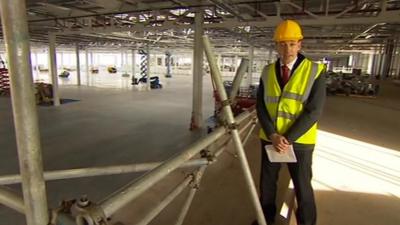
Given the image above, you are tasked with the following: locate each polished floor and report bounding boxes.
[0,74,399,225]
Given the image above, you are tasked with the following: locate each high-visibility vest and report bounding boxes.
[259,58,325,144]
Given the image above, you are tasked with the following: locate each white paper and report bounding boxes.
[265,145,297,163]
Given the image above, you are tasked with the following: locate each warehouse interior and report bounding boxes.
[0,1,399,225]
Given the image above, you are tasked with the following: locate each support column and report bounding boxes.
[131,49,136,79]
[374,51,382,76]
[234,55,238,72]
[248,45,254,86]
[125,51,129,69]
[217,54,222,71]
[166,51,172,78]
[114,52,118,66]
[85,48,89,85]
[48,34,60,106]
[374,52,381,76]
[120,50,124,69]
[352,53,359,68]
[389,39,398,77]
[75,44,81,86]
[90,51,94,69]
[395,44,400,79]
[0,1,49,224]
[367,54,374,75]
[190,10,204,130]
[382,39,394,78]
[146,45,151,91]
[34,52,39,78]
[59,52,64,69]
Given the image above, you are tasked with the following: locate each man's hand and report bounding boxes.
[270,133,290,153]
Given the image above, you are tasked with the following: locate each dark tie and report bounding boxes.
[281,65,290,85]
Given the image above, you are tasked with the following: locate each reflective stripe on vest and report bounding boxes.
[259,59,324,144]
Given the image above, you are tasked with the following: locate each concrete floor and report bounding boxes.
[0,75,399,225]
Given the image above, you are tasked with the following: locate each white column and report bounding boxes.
[395,44,400,78]
[191,10,204,129]
[85,48,89,85]
[367,54,374,75]
[90,51,94,68]
[48,34,60,106]
[352,53,359,68]
[75,44,81,86]
[34,52,39,78]
[146,45,151,91]
[389,40,398,77]
[114,52,118,66]
[131,49,136,78]
[248,45,254,86]
[217,54,221,71]
[372,53,379,76]
[378,53,384,76]
[125,51,129,70]
[120,50,124,69]
[60,52,64,69]
[234,55,238,72]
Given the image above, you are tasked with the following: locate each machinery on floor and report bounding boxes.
[326,71,380,97]
[107,66,117,73]
[131,75,163,89]
[58,70,70,78]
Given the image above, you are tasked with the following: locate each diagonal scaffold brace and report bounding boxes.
[202,35,268,225]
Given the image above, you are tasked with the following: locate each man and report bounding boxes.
[255,20,326,225]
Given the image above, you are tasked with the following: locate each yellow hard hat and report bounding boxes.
[274,20,303,42]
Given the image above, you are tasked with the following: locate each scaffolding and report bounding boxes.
[0,1,298,225]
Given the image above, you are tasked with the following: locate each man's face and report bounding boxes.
[276,40,302,64]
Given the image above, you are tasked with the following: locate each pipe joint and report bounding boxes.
[221,99,231,107]
[49,197,109,225]
[199,149,215,163]
[226,122,238,131]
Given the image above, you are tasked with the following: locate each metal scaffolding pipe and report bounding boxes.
[0,186,25,214]
[202,35,267,225]
[230,58,249,101]
[100,110,252,217]
[0,1,49,224]
[48,34,60,106]
[242,121,257,146]
[214,113,256,158]
[75,44,81,86]
[174,165,207,225]
[0,159,209,185]
[100,129,225,217]
[136,175,193,225]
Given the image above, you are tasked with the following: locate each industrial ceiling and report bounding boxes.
[2,0,400,54]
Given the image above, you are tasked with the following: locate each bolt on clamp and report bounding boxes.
[199,149,215,163]
[221,99,231,107]
[48,196,109,225]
